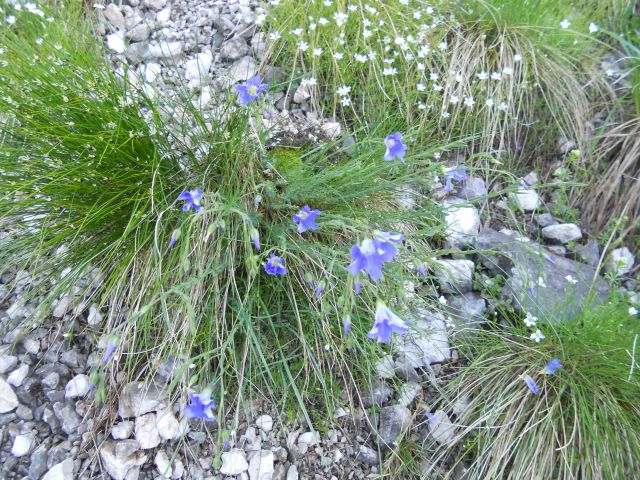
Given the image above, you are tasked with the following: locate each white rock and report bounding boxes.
[255,414,274,433]
[428,410,456,445]
[42,458,74,480]
[0,376,19,413]
[227,56,258,83]
[0,355,17,374]
[398,309,450,368]
[375,355,395,379]
[155,450,172,478]
[605,247,635,276]
[443,198,480,248]
[148,41,182,60]
[220,449,249,476]
[184,52,213,88]
[248,450,274,480]
[321,121,341,139]
[156,408,181,440]
[65,374,91,399]
[523,171,538,185]
[118,381,167,418]
[7,365,29,387]
[298,431,320,445]
[103,4,125,29]
[11,433,34,457]
[293,84,311,103]
[99,440,148,480]
[112,421,134,440]
[144,0,166,11]
[135,413,161,449]
[511,187,540,211]
[541,223,582,244]
[126,23,150,42]
[87,304,103,326]
[397,383,421,407]
[286,465,299,480]
[432,259,475,293]
[156,7,171,23]
[106,31,126,54]
[144,62,162,83]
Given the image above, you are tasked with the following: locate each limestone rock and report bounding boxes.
[0,376,20,413]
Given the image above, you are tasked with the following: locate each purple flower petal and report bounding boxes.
[384,132,408,162]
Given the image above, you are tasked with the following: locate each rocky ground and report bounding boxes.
[0,0,638,479]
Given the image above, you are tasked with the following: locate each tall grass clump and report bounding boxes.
[264,0,617,172]
[0,0,458,422]
[420,299,640,479]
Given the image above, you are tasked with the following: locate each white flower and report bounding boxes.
[418,102,427,110]
[417,83,426,92]
[630,307,638,315]
[497,101,508,111]
[354,53,367,63]
[589,22,599,33]
[340,96,351,106]
[333,51,344,60]
[514,54,523,62]
[268,31,281,41]
[269,0,281,4]
[430,72,439,81]
[395,36,406,46]
[426,7,434,14]
[292,28,303,36]
[441,112,450,119]
[382,67,398,76]
[491,72,502,81]
[334,12,348,26]
[464,96,475,108]
[309,23,317,31]
[399,0,409,4]
[433,83,443,92]
[297,41,309,51]
[324,0,334,6]
[318,17,329,25]
[413,11,422,19]
[503,66,514,75]
[565,275,578,285]
[300,77,317,87]
[454,73,463,82]
[367,51,376,60]
[363,29,372,38]
[530,329,545,343]
[438,295,448,305]
[337,85,351,96]
[6,15,16,24]
[433,152,442,160]
[485,98,494,107]
[438,41,447,51]
[312,48,322,57]
[418,45,431,58]
[560,19,571,29]
[417,63,426,71]
[605,68,616,77]
[476,71,489,80]
[348,4,357,11]
[449,95,460,104]
[524,312,538,327]
[537,276,547,288]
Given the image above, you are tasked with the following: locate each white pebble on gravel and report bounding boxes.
[156,408,181,440]
[42,458,74,480]
[511,187,540,211]
[7,364,29,387]
[106,31,126,54]
[248,450,274,480]
[65,374,91,399]
[298,431,320,445]
[0,376,19,413]
[135,413,161,449]
[111,421,134,440]
[11,433,34,457]
[255,414,274,432]
[220,449,249,476]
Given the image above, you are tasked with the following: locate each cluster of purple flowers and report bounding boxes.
[523,358,564,395]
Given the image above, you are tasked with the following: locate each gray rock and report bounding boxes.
[427,410,455,445]
[143,0,166,11]
[375,355,395,379]
[134,413,161,449]
[184,52,213,88]
[557,137,577,154]
[0,354,18,374]
[342,135,356,155]
[397,309,450,368]
[535,213,555,228]
[321,121,341,140]
[293,84,311,103]
[99,440,148,480]
[605,247,634,276]
[443,198,480,248]
[255,414,274,433]
[42,372,60,389]
[103,4,125,30]
[397,383,421,407]
[511,187,540,211]
[52,402,81,435]
[220,449,249,476]
[298,431,320,445]
[221,36,249,61]
[377,405,411,448]
[523,171,539,185]
[156,408,181,440]
[226,56,259,83]
[286,465,299,480]
[42,458,73,480]
[248,450,274,480]
[60,348,80,368]
[252,32,267,59]
[118,381,167,418]
[29,444,49,479]
[112,420,134,440]
[456,176,487,201]
[0,376,19,413]
[547,245,567,256]
[126,22,151,42]
[542,223,582,244]
[571,239,600,266]
[8,364,29,387]
[433,259,474,293]
[154,449,171,477]
[64,374,90,399]
[356,445,378,466]
[447,292,486,328]
[393,358,420,383]
[476,229,608,322]
[360,383,393,408]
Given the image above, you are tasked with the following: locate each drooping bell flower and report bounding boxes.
[177,189,203,212]
[384,132,408,162]
[263,253,286,275]
[367,300,408,345]
[184,389,216,421]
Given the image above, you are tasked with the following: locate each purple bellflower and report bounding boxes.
[348,231,404,282]
[443,166,466,192]
[425,412,437,425]
[354,281,362,295]
[543,358,563,375]
[250,228,260,251]
[293,205,321,233]
[263,253,286,275]
[367,300,409,345]
[177,189,203,213]
[343,314,351,336]
[523,375,539,395]
[314,284,324,299]
[236,75,267,106]
[384,132,408,162]
[102,336,119,364]
[184,390,216,421]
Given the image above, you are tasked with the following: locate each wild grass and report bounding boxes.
[0,0,459,427]
[420,298,640,479]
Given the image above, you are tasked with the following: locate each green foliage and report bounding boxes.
[425,298,640,479]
